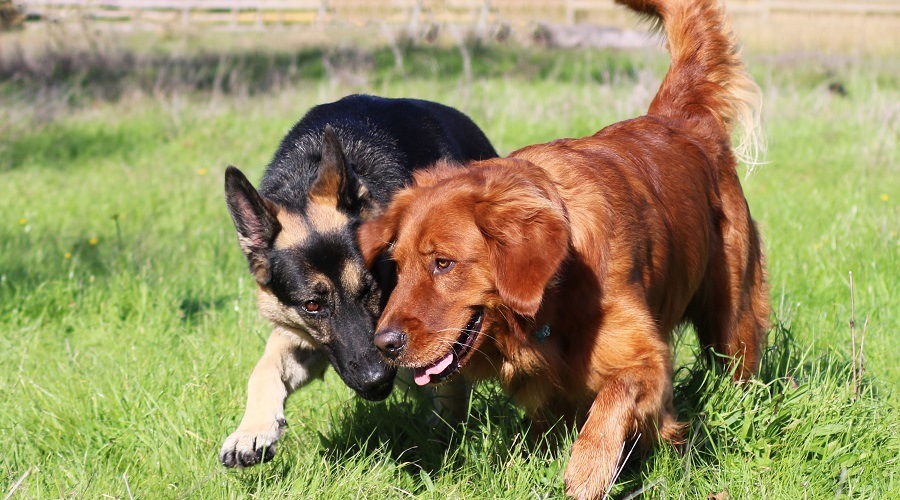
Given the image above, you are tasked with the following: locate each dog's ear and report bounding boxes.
[357,217,392,269]
[357,190,413,268]
[476,180,569,318]
[310,125,374,216]
[224,166,281,285]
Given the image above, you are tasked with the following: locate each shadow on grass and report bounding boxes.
[309,324,804,496]
[318,384,530,475]
[0,118,167,172]
[227,319,882,497]
[179,294,231,324]
[658,320,885,495]
[0,229,112,312]
[225,384,549,495]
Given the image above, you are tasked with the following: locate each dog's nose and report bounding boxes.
[374,329,406,359]
[356,364,396,401]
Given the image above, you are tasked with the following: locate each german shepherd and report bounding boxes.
[360,0,767,496]
[220,94,497,468]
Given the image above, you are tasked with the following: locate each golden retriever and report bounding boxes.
[359,0,768,496]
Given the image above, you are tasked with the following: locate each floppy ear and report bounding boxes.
[357,189,414,269]
[357,211,397,269]
[310,125,373,215]
[224,166,281,284]
[358,222,388,271]
[476,184,569,317]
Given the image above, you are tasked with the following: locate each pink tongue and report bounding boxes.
[413,352,455,386]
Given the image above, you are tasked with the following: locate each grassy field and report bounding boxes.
[1,33,898,498]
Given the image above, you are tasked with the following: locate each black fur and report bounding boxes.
[225,94,497,400]
[259,94,497,208]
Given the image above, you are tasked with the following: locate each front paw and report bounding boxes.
[564,439,618,500]
[219,417,286,468]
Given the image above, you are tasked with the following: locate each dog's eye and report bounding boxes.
[302,300,321,314]
[433,258,455,274]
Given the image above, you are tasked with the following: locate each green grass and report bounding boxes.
[1,44,898,498]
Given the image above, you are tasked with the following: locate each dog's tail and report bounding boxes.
[616,0,764,168]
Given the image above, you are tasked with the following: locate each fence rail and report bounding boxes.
[17,0,332,28]
[14,0,900,30]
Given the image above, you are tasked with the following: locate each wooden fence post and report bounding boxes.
[182,5,190,29]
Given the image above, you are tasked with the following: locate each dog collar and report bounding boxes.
[535,323,551,344]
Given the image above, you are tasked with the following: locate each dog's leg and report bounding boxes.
[220,327,328,467]
[693,197,769,381]
[564,326,682,499]
[395,370,471,427]
[723,218,769,380]
[429,377,471,426]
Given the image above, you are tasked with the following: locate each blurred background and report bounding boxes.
[1,0,896,114]
[1,1,897,498]
[3,0,899,53]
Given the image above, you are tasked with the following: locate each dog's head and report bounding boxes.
[224,127,395,401]
[358,159,569,386]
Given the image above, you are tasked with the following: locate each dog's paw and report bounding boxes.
[219,417,286,468]
[563,439,617,499]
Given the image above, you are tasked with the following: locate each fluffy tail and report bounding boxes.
[616,0,764,168]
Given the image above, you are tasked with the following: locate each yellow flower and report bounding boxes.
[64,252,72,259]
[881,193,889,202]
[813,243,822,249]
[197,168,208,176]
[89,237,98,246]
[18,218,27,225]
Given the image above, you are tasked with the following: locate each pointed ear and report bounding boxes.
[310,125,372,214]
[224,166,281,284]
[476,179,569,317]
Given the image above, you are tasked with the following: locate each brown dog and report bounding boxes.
[359,0,768,496]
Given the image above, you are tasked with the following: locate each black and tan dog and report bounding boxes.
[220,94,496,468]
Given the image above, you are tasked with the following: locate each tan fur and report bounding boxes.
[219,328,328,466]
[308,158,342,206]
[273,211,310,250]
[306,201,349,234]
[308,192,338,207]
[255,288,323,346]
[272,203,349,250]
[341,262,363,295]
[224,199,357,467]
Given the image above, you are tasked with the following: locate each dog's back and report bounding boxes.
[260,94,497,209]
[501,0,768,368]
[615,0,769,379]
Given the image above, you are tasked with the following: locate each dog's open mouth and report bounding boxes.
[413,309,484,386]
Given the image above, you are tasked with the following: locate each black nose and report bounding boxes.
[356,364,396,401]
[374,329,406,359]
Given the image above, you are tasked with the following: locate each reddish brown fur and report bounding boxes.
[359,0,768,497]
